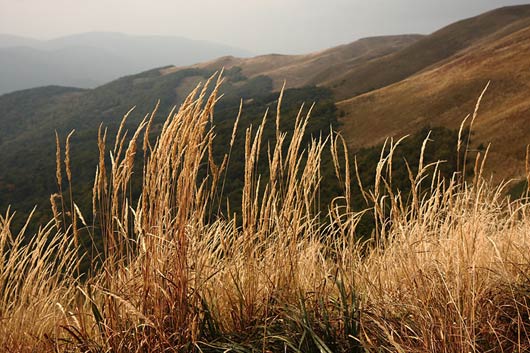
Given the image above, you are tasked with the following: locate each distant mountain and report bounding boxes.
[0,32,252,94]
[0,34,42,48]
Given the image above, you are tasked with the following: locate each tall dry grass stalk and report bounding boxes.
[0,209,79,352]
[0,76,528,352]
[70,74,360,351]
[353,155,530,352]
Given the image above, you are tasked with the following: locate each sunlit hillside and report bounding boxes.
[337,20,530,182]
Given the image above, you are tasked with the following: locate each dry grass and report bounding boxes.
[337,24,530,183]
[0,77,529,352]
[356,177,530,352]
[0,211,79,352]
[161,35,420,92]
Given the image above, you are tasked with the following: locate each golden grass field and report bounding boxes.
[1,77,529,352]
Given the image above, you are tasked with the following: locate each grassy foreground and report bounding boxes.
[1,78,529,352]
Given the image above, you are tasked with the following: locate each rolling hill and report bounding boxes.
[336,6,530,181]
[1,4,530,230]
[324,5,530,99]
[164,34,423,91]
[166,5,530,101]
[159,5,530,181]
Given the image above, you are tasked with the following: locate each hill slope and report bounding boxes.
[164,5,530,101]
[164,34,423,90]
[326,5,530,99]
[337,19,530,181]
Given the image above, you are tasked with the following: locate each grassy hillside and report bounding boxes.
[326,5,530,99]
[164,34,422,90]
[337,22,530,182]
[164,5,530,102]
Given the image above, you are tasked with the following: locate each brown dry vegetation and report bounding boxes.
[337,23,530,182]
[325,5,530,100]
[161,35,422,91]
[1,77,530,352]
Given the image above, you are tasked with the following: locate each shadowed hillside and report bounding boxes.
[0,67,338,229]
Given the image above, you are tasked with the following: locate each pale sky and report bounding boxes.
[1,0,528,54]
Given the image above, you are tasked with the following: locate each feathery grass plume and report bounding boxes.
[462,81,490,182]
[0,209,79,352]
[54,130,68,229]
[63,129,79,263]
[64,130,75,185]
[55,131,62,192]
[50,193,61,231]
[456,113,470,177]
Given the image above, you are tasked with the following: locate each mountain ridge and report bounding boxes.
[0,32,253,95]
[164,34,424,91]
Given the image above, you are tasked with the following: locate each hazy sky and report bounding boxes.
[1,0,528,54]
